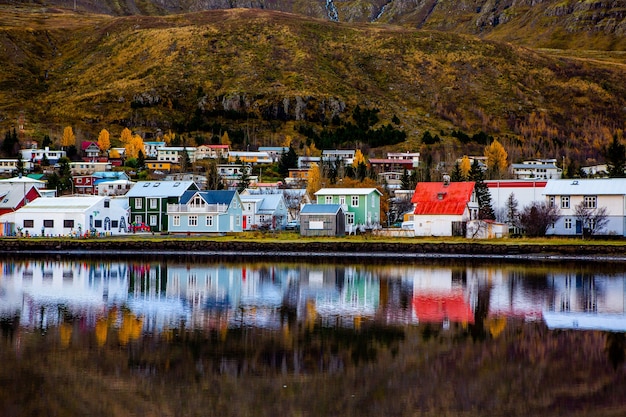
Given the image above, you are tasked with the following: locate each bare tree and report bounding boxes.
[517,201,560,237]
[574,202,610,238]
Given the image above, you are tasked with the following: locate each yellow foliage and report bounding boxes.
[95,317,108,347]
[460,155,471,179]
[120,127,133,145]
[162,130,175,145]
[109,148,121,159]
[352,149,367,167]
[306,163,322,200]
[59,322,72,348]
[97,129,110,151]
[61,126,75,147]
[306,142,321,157]
[484,139,508,178]
[221,131,231,146]
[282,135,292,147]
[125,134,144,159]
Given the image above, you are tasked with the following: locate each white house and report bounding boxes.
[409,181,478,237]
[240,193,288,230]
[157,146,198,164]
[486,180,548,221]
[20,147,66,164]
[543,178,626,236]
[1,195,129,236]
[511,159,562,179]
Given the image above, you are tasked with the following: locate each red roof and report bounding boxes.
[411,182,475,215]
[485,180,547,188]
[81,141,99,151]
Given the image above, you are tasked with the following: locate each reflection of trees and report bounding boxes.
[605,332,626,370]
[0,315,19,341]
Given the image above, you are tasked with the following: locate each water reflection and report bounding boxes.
[2,257,626,416]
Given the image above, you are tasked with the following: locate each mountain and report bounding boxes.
[8,0,626,51]
[0,3,625,165]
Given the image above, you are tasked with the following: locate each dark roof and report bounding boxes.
[300,203,342,215]
[180,190,237,205]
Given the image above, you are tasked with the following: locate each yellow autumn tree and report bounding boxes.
[484,139,508,179]
[125,134,144,159]
[97,129,110,152]
[282,135,292,148]
[352,149,367,167]
[61,126,75,148]
[120,127,133,145]
[460,155,472,179]
[221,131,231,146]
[306,142,321,157]
[109,149,121,159]
[162,130,175,145]
[306,163,322,201]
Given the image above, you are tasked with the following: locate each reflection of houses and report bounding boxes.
[543,179,626,236]
[2,195,129,236]
[543,273,626,331]
[167,190,243,234]
[409,181,478,237]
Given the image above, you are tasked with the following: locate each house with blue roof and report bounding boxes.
[300,203,345,236]
[240,193,288,230]
[167,190,243,234]
[125,180,198,232]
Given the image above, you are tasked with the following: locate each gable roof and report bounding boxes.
[300,203,342,215]
[125,181,197,198]
[411,182,475,215]
[180,190,237,205]
[315,188,382,196]
[81,141,99,151]
[16,196,103,213]
[543,179,626,196]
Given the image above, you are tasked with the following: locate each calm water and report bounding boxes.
[2,255,626,417]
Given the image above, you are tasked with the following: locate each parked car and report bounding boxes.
[284,220,300,230]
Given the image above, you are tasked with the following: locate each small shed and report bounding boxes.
[300,204,345,237]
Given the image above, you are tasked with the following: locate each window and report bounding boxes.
[134,215,142,224]
[351,195,359,207]
[104,200,110,208]
[111,220,119,228]
[561,196,570,209]
[371,196,375,208]
[548,196,555,208]
[206,215,214,227]
[23,219,34,228]
[63,220,74,228]
[43,219,53,228]
[135,198,143,209]
[325,196,333,204]
[584,196,597,209]
[149,215,157,226]
[564,218,572,230]
[188,215,198,227]
[149,198,158,209]
[173,215,180,227]
[345,212,355,225]
[94,220,102,228]
[339,196,346,205]
[236,216,240,226]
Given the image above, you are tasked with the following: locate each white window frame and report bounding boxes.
[325,196,333,204]
[351,195,359,207]
[149,215,158,226]
[345,212,355,225]
[206,215,214,227]
[134,215,142,224]
[135,198,143,209]
[149,198,158,209]
[339,196,346,205]
[173,215,180,227]
[564,218,572,229]
[584,196,597,209]
[188,215,198,227]
[561,196,570,209]
[548,196,555,208]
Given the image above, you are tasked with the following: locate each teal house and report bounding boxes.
[167,190,243,234]
[314,188,382,228]
[125,180,198,232]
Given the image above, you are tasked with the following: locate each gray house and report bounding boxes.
[300,204,345,237]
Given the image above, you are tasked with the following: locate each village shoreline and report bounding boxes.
[2,237,626,263]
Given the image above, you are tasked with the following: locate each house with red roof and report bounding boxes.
[409,181,478,236]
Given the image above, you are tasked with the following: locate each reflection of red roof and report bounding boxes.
[411,182,475,215]
[413,292,474,323]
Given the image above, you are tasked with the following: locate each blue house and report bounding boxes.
[166,190,243,234]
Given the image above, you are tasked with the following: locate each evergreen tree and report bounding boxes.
[450,162,463,182]
[605,134,626,178]
[137,150,146,170]
[400,169,411,190]
[42,134,52,149]
[15,156,24,176]
[237,164,251,193]
[469,159,495,220]
[277,146,298,178]
[205,159,224,190]
[180,147,190,173]
[506,193,519,225]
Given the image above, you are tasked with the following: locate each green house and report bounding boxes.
[314,188,382,228]
[125,180,199,232]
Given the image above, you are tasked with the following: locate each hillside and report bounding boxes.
[8,0,626,51]
[0,5,625,165]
